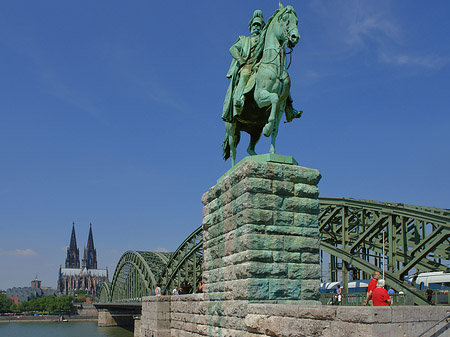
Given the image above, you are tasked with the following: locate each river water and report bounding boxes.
[0,321,134,337]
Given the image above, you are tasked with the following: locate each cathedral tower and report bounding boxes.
[65,222,80,268]
[82,223,97,269]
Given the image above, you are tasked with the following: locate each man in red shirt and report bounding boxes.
[363,271,381,305]
[372,279,391,306]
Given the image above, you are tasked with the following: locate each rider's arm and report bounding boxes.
[229,39,245,65]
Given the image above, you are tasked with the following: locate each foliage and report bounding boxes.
[0,293,14,313]
[17,295,73,314]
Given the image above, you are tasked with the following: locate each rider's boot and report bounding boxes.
[234,96,245,115]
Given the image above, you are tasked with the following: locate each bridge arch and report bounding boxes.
[108,250,172,302]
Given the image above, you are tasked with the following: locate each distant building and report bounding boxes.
[31,276,41,289]
[7,277,57,305]
[57,223,108,297]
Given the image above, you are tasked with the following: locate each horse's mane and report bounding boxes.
[252,6,297,70]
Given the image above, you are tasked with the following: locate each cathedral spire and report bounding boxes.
[69,222,78,250]
[65,222,80,268]
[87,223,95,251]
[83,223,97,269]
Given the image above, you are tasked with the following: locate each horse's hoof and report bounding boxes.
[263,124,272,137]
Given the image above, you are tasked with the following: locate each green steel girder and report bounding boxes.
[160,225,203,294]
[320,241,429,305]
[399,230,450,279]
[99,281,112,302]
[320,198,450,304]
[109,250,172,302]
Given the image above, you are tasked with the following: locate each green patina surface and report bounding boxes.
[222,4,303,167]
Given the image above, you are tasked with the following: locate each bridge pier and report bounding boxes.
[95,303,141,328]
[201,155,322,304]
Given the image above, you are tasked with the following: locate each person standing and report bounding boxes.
[172,286,179,295]
[198,281,204,293]
[425,286,434,304]
[336,284,342,305]
[363,271,381,305]
[372,279,391,306]
[155,283,162,296]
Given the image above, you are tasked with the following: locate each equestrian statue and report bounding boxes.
[222,4,302,166]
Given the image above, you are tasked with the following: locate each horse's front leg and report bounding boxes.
[255,89,279,137]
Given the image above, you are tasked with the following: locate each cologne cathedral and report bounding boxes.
[57,223,109,297]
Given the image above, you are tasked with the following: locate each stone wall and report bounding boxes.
[140,295,450,337]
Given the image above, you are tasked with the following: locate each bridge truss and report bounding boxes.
[320,198,450,305]
[99,198,449,305]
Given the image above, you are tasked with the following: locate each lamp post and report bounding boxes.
[382,230,385,280]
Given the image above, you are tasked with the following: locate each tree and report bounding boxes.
[0,293,14,313]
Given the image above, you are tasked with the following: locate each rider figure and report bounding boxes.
[222,10,265,123]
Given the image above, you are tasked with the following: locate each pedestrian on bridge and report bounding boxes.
[155,283,162,296]
[363,271,381,306]
[173,286,179,295]
[372,279,391,306]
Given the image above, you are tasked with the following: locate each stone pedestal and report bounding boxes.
[201,154,322,304]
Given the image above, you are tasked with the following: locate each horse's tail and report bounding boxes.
[222,134,230,161]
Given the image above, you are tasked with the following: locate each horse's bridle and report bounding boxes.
[262,8,297,71]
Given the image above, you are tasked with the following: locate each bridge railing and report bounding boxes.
[320,291,450,306]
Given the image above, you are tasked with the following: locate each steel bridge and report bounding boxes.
[99,197,450,305]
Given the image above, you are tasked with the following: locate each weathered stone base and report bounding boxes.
[201,156,322,304]
[140,295,450,337]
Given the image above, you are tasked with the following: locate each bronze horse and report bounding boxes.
[223,5,302,166]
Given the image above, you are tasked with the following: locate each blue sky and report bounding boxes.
[0,0,449,290]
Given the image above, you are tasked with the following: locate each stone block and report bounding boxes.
[273,251,301,263]
[269,279,301,300]
[272,180,294,196]
[284,236,319,253]
[336,306,392,323]
[287,263,320,280]
[294,182,320,198]
[280,317,330,337]
[235,208,273,225]
[239,177,273,195]
[282,196,320,214]
[273,210,294,226]
[301,251,320,264]
[239,233,283,251]
[283,165,321,185]
[294,213,320,227]
[300,279,320,300]
[235,224,266,237]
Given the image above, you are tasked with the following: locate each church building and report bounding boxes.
[57,223,108,297]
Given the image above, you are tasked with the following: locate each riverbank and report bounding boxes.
[0,315,97,323]
[0,302,99,323]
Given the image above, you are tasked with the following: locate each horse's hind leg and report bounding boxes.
[247,130,261,156]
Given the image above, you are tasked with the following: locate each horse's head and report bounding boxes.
[277,5,300,48]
